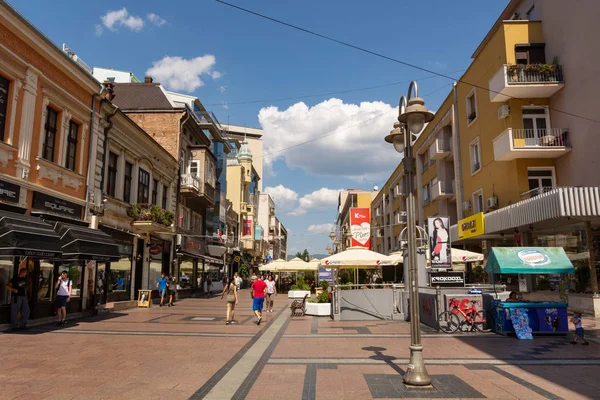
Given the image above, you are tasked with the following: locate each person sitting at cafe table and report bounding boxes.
[506,292,521,302]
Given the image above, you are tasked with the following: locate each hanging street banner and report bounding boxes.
[428,216,451,269]
[350,207,371,249]
[242,216,253,237]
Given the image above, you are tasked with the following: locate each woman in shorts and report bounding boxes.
[55,270,72,326]
[221,277,239,324]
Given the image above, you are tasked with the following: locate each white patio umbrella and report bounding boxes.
[320,247,390,284]
[382,248,483,265]
[258,259,286,272]
[279,257,318,272]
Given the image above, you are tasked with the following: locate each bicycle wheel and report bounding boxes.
[438,311,460,334]
[473,310,492,333]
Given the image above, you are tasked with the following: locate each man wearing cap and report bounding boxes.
[55,270,72,326]
[6,268,30,330]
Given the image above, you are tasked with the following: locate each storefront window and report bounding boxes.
[179,259,194,289]
[149,257,162,289]
[37,261,55,302]
[0,258,13,305]
[109,257,132,294]
[61,261,83,298]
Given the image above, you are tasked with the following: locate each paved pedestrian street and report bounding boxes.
[1,293,599,400]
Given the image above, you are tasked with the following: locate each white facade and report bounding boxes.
[93,67,140,83]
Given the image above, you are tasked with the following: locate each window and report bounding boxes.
[162,184,168,209]
[528,168,555,196]
[387,237,391,251]
[43,107,58,162]
[515,44,545,65]
[0,75,9,142]
[65,121,78,171]
[190,161,198,177]
[526,5,536,20]
[423,183,431,205]
[151,179,158,205]
[466,89,477,124]
[123,162,133,203]
[106,152,118,197]
[470,138,481,174]
[422,150,430,170]
[473,189,484,213]
[138,168,150,204]
[522,107,549,146]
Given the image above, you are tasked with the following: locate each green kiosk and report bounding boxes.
[486,247,574,337]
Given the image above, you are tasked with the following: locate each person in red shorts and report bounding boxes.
[251,275,267,325]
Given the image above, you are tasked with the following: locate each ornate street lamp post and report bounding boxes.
[384,81,434,386]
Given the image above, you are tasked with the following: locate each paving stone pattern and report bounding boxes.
[1,293,600,399]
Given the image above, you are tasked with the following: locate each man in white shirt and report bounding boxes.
[55,270,72,327]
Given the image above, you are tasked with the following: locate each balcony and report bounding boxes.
[431,180,454,200]
[493,128,571,161]
[489,64,564,102]
[180,173,216,208]
[240,201,248,215]
[429,136,451,160]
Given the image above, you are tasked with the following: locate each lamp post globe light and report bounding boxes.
[385,81,434,386]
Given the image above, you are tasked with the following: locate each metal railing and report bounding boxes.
[520,186,555,199]
[180,174,201,191]
[511,128,569,148]
[506,64,563,84]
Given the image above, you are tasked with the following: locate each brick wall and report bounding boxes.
[125,112,182,160]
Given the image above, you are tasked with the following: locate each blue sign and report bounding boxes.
[318,267,334,284]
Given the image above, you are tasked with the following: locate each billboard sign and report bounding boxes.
[242,216,253,237]
[430,271,465,287]
[428,216,451,269]
[350,207,371,248]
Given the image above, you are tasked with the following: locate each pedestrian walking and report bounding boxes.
[6,268,29,330]
[221,277,239,324]
[265,275,277,313]
[206,275,212,298]
[251,275,267,325]
[167,274,177,307]
[570,310,590,345]
[55,270,72,326]
[156,272,168,306]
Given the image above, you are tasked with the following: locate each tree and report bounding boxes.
[295,249,310,262]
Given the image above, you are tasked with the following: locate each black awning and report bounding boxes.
[0,210,62,258]
[53,222,120,262]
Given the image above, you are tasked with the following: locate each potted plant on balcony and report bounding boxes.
[128,204,175,227]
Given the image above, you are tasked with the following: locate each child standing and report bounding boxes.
[570,311,589,345]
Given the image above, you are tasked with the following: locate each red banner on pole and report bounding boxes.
[350,208,371,249]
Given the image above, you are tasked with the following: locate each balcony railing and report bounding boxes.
[180,173,216,205]
[493,128,571,161]
[520,186,555,199]
[510,128,569,148]
[181,174,201,191]
[506,64,563,85]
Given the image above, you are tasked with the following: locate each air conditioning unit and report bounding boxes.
[462,201,472,212]
[498,105,510,119]
[487,196,499,209]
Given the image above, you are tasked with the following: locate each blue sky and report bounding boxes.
[9,0,508,256]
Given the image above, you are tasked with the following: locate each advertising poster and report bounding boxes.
[318,267,334,284]
[350,207,371,248]
[428,216,451,269]
[242,216,253,237]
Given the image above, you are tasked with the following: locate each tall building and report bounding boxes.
[111,79,224,286]
[222,124,264,191]
[334,189,379,253]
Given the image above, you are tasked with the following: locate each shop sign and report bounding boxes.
[149,245,162,255]
[32,191,83,219]
[350,208,371,248]
[430,271,465,287]
[428,216,451,269]
[457,212,485,240]
[183,237,205,256]
[0,179,20,203]
[318,267,334,284]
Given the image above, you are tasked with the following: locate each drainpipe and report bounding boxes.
[452,82,465,220]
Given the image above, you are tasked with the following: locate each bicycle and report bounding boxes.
[437,298,491,333]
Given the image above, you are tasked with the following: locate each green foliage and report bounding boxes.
[307,296,318,303]
[316,291,330,303]
[294,277,310,291]
[290,284,299,291]
[239,263,249,279]
[295,249,310,262]
[320,280,329,290]
[128,204,174,227]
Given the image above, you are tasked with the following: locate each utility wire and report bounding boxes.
[206,71,462,107]
[215,0,600,124]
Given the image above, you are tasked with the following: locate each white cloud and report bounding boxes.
[95,24,104,36]
[263,185,298,213]
[147,13,167,27]
[100,8,144,33]
[146,55,221,92]
[218,85,227,93]
[307,223,334,235]
[259,99,403,182]
[291,187,341,216]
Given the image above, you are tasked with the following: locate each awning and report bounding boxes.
[485,247,575,275]
[200,255,224,265]
[52,222,120,261]
[0,210,62,258]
